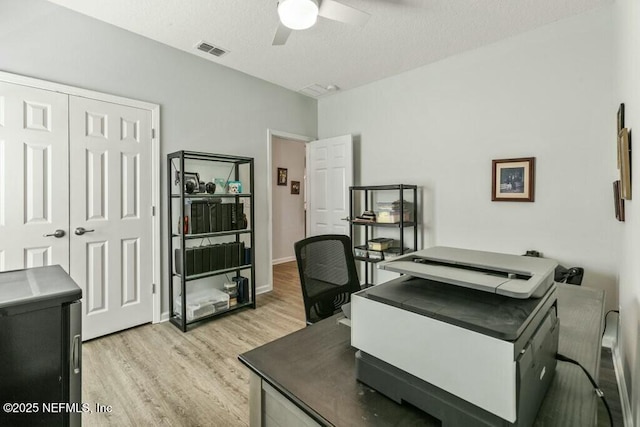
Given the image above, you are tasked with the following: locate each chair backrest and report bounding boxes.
[294,234,360,324]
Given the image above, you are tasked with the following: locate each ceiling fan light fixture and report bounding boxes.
[278,0,319,30]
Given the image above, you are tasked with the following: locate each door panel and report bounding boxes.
[0,82,69,272]
[307,135,353,236]
[69,96,152,340]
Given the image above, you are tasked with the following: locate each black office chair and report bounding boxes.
[294,234,361,325]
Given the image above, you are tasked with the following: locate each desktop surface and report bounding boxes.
[239,283,604,427]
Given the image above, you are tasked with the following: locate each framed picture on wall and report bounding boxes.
[618,103,625,134]
[618,128,632,200]
[277,168,287,186]
[291,181,300,195]
[491,157,535,202]
[613,180,625,221]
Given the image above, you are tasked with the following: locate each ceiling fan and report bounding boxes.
[273,0,370,45]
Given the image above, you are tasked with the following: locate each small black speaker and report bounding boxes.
[205,182,216,194]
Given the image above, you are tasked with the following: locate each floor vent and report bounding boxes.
[196,41,229,57]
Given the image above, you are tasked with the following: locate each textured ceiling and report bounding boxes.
[47,0,609,97]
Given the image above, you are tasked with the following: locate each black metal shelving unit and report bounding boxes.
[167,150,256,332]
[349,184,418,286]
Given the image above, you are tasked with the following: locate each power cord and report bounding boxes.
[602,310,620,339]
[556,353,614,427]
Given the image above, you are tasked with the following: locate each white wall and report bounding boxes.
[319,8,617,310]
[0,0,317,315]
[613,0,640,422]
[272,137,306,263]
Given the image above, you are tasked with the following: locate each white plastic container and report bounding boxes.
[174,288,230,321]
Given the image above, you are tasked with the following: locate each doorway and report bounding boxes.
[272,137,307,264]
[266,130,313,294]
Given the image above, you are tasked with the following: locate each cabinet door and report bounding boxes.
[0,82,69,272]
[306,134,353,236]
[0,306,64,426]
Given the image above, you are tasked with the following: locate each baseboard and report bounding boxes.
[272,256,296,265]
[256,283,273,295]
[160,311,170,322]
[612,344,634,426]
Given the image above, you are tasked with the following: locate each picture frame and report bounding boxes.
[617,104,625,169]
[618,103,625,134]
[618,128,632,200]
[491,157,535,202]
[291,180,300,195]
[277,168,288,186]
[182,171,200,193]
[227,180,243,194]
[613,180,625,221]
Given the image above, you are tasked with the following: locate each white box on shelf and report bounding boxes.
[174,287,230,321]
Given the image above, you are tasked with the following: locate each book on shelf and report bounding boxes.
[353,210,376,223]
[368,238,393,251]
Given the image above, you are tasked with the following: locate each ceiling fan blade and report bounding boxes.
[318,0,370,27]
[272,23,293,46]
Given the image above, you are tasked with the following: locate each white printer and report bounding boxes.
[351,247,559,427]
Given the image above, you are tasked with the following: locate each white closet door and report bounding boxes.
[0,82,69,272]
[69,96,153,340]
[306,134,353,236]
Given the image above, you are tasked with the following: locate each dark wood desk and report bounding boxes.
[239,284,604,426]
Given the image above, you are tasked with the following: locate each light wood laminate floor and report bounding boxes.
[83,263,621,426]
[82,262,305,426]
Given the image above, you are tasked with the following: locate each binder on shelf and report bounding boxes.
[209,202,221,232]
[201,203,210,233]
[195,247,205,274]
[177,242,248,275]
[190,200,208,234]
[231,203,246,230]
[224,244,233,269]
[175,248,196,275]
[201,246,211,272]
[212,244,223,271]
[221,204,232,231]
[231,242,241,267]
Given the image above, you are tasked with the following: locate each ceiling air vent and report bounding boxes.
[298,84,340,98]
[196,41,229,57]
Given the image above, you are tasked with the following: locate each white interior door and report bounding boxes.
[69,96,153,340]
[306,134,353,236]
[0,82,69,272]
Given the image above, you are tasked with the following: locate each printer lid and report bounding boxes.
[362,276,556,340]
[378,247,557,299]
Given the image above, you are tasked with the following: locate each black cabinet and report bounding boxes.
[0,266,82,427]
[167,151,255,331]
[349,184,418,286]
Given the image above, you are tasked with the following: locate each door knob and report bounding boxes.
[74,227,95,236]
[341,217,351,221]
[44,229,66,238]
